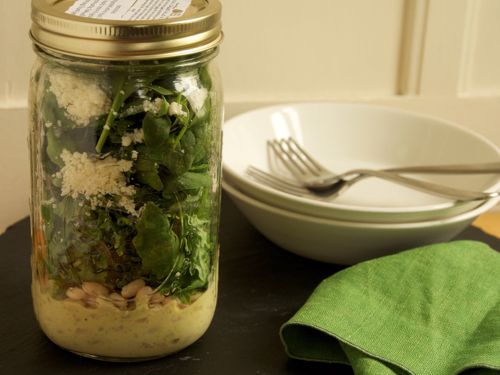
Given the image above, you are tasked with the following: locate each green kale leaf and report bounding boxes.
[162,129,196,175]
[162,171,211,197]
[134,157,164,191]
[172,215,212,302]
[109,119,135,144]
[183,215,212,289]
[132,202,180,280]
[199,65,213,91]
[145,85,174,96]
[142,112,172,159]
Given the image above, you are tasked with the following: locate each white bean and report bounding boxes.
[109,292,125,301]
[82,281,109,297]
[66,287,87,300]
[149,292,165,305]
[121,279,146,298]
[109,293,127,310]
[136,286,153,304]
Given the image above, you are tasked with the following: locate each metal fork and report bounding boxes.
[262,137,500,201]
[246,166,498,202]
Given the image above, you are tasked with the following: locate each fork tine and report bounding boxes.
[286,138,328,173]
[272,138,320,176]
[268,140,307,177]
[275,139,309,174]
[246,166,336,200]
[246,166,308,195]
[278,138,320,176]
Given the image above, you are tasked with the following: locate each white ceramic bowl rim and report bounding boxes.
[222,179,500,229]
[223,102,500,214]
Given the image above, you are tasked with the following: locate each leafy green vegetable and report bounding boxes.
[156,96,170,117]
[95,71,157,153]
[181,215,211,290]
[162,171,211,194]
[109,119,134,144]
[37,58,219,303]
[163,129,197,175]
[199,66,213,91]
[135,157,164,191]
[142,112,172,158]
[133,202,179,281]
[145,84,174,96]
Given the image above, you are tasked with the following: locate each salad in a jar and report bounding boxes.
[30,54,222,360]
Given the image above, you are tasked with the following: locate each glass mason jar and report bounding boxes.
[28,0,223,361]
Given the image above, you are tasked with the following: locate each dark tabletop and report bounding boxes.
[1,193,498,375]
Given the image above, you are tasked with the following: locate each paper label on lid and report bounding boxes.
[66,0,192,20]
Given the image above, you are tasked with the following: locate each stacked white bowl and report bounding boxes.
[222,103,500,265]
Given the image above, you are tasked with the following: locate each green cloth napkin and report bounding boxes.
[280,241,500,375]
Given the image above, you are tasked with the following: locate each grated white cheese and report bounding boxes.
[121,128,144,147]
[143,98,164,114]
[168,102,188,117]
[56,150,136,214]
[49,69,111,127]
[122,137,132,147]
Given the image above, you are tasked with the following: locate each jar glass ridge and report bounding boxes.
[28,38,223,361]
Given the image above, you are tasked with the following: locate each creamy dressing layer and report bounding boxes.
[32,280,217,360]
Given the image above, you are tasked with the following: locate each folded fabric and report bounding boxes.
[280,241,500,375]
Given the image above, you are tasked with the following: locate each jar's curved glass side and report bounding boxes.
[29,56,49,291]
[205,58,224,255]
[30,49,222,360]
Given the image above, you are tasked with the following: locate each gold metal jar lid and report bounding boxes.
[30,0,222,60]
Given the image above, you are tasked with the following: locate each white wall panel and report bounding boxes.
[219,0,405,102]
[459,0,500,96]
[0,1,33,108]
[418,0,469,95]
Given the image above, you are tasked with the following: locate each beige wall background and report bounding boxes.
[1,0,500,232]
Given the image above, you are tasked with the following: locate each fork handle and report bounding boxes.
[385,162,500,174]
[348,169,499,201]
